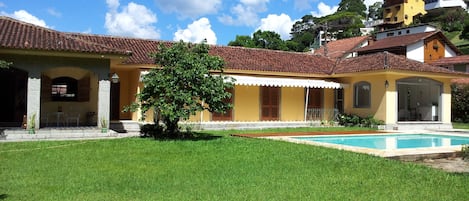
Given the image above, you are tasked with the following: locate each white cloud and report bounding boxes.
[311,2,338,17]
[218,0,270,27]
[364,0,383,7]
[257,14,297,40]
[105,1,160,39]
[173,17,217,44]
[156,0,221,19]
[47,8,62,17]
[106,0,120,10]
[1,10,49,28]
[82,28,92,34]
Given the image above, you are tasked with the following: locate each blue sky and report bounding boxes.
[1,0,381,45]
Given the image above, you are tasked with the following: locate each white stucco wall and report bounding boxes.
[406,41,425,62]
[376,25,437,40]
[444,45,457,57]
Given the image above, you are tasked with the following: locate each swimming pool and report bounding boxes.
[292,134,469,150]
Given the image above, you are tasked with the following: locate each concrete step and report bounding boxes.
[110,121,141,133]
[0,127,140,142]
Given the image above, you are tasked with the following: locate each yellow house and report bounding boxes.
[1,16,467,131]
[382,0,426,29]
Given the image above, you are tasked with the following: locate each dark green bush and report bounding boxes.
[337,113,384,127]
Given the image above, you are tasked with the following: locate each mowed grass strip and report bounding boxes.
[1,129,468,201]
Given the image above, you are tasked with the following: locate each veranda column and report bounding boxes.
[26,77,41,129]
[97,80,111,128]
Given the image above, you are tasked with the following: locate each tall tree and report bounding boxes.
[138,41,233,135]
[368,2,383,20]
[227,35,255,48]
[321,11,365,39]
[252,30,288,51]
[337,0,367,18]
[289,15,320,51]
[227,30,289,51]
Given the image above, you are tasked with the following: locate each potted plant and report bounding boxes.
[100,116,108,133]
[28,113,36,134]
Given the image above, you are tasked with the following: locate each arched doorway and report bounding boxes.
[397,77,442,121]
[0,67,27,127]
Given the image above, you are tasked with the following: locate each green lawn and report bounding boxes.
[453,122,469,129]
[1,128,468,200]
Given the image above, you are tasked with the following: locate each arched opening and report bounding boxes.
[0,67,28,127]
[397,77,441,122]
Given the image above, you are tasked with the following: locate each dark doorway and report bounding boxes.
[110,82,120,120]
[0,67,27,127]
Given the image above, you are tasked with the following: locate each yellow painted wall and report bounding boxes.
[340,74,452,124]
[403,0,425,25]
[234,85,260,121]
[338,75,387,121]
[280,87,305,121]
[383,0,425,25]
[113,69,141,120]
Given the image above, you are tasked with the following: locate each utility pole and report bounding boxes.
[323,22,328,57]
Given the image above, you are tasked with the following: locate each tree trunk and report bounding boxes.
[164,118,179,135]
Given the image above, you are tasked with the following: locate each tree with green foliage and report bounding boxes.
[252,30,288,51]
[227,35,256,48]
[289,15,318,51]
[320,11,365,39]
[137,41,234,136]
[367,2,383,20]
[451,83,469,122]
[228,30,289,51]
[337,0,367,18]
[0,60,12,68]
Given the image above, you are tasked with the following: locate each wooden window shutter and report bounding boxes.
[41,75,52,101]
[261,86,280,121]
[77,75,90,102]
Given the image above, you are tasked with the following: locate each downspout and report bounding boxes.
[304,87,310,121]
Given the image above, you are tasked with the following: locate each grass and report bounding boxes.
[453,122,469,129]
[1,127,468,200]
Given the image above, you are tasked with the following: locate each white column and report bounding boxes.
[97,80,111,128]
[26,77,41,129]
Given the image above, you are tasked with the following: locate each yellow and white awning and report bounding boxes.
[228,75,342,89]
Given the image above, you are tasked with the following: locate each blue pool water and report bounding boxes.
[293,134,469,150]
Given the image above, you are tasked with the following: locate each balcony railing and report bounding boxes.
[306,108,339,121]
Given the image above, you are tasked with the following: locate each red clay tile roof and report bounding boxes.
[2,16,466,77]
[0,16,130,56]
[452,78,469,84]
[431,55,469,66]
[315,36,369,59]
[209,46,334,74]
[67,33,167,64]
[334,51,465,75]
[355,31,461,55]
[69,33,335,74]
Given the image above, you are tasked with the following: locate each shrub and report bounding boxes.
[337,113,384,128]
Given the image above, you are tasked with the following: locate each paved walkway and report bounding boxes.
[0,127,141,142]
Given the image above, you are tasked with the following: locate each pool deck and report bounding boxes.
[233,130,469,161]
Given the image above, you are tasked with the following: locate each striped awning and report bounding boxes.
[229,75,343,89]
[140,71,342,89]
